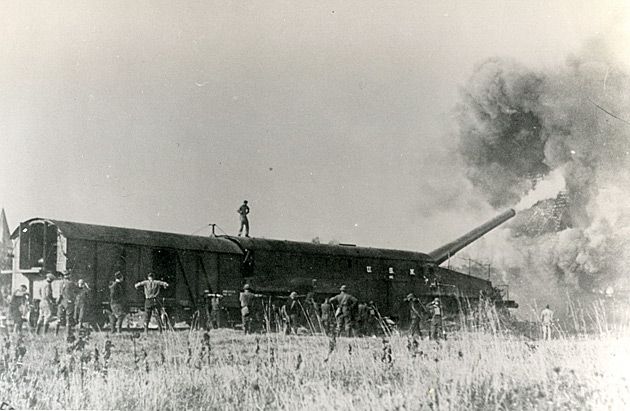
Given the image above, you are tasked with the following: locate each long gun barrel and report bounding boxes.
[428,209,516,265]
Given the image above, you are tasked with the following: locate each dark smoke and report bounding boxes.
[455,40,630,309]
[456,58,549,208]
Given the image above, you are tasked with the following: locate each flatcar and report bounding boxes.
[7,209,516,328]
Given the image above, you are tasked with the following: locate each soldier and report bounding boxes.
[237,200,250,237]
[540,304,554,340]
[320,297,333,336]
[74,279,91,329]
[36,273,55,335]
[427,297,443,340]
[239,284,262,334]
[56,272,76,336]
[356,302,368,336]
[135,272,169,334]
[9,285,28,334]
[208,293,224,329]
[109,271,127,334]
[282,292,300,335]
[330,285,358,337]
[304,291,320,333]
[365,301,380,336]
[406,293,425,338]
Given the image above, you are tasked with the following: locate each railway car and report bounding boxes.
[7,209,516,329]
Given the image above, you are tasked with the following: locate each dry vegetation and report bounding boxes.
[0,319,627,411]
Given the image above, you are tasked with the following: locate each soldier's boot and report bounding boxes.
[143,323,149,334]
[55,323,60,336]
[43,323,50,334]
[35,322,43,335]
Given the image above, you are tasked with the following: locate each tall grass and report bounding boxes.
[0,302,627,410]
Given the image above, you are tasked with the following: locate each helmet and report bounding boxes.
[406,293,414,300]
[339,285,347,292]
[114,271,123,281]
[243,284,251,290]
[45,273,55,281]
[289,291,298,298]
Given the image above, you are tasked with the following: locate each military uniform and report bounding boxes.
[135,276,169,333]
[427,298,443,340]
[36,275,55,334]
[540,306,553,340]
[209,295,223,329]
[365,301,379,336]
[304,292,319,332]
[329,286,358,337]
[109,277,127,333]
[237,201,250,237]
[406,294,425,338]
[282,293,300,335]
[239,285,261,334]
[56,276,76,335]
[74,281,90,328]
[9,287,28,333]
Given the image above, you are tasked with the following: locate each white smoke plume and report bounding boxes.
[454,40,630,314]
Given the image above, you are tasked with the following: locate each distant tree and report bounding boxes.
[328,239,340,246]
[311,237,320,244]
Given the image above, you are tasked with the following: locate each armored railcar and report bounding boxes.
[8,209,516,327]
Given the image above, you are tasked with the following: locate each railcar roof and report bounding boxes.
[13,218,242,254]
[13,218,436,261]
[227,236,434,261]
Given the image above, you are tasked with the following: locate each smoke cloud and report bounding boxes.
[455,39,630,313]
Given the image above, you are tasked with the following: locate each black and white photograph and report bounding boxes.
[0,1,629,409]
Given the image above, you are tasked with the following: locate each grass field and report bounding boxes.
[0,326,627,410]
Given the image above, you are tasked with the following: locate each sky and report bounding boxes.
[1,0,628,261]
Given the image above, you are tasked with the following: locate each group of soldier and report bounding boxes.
[234,283,447,339]
[108,271,171,334]
[2,271,92,335]
[1,270,171,336]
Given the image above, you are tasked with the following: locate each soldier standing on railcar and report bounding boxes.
[56,271,76,336]
[406,293,425,338]
[74,279,91,329]
[330,285,358,337]
[109,272,127,334]
[237,200,250,237]
[36,273,55,335]
[239,284,262,334]
[427,297,444,340]
[135,273,169,334]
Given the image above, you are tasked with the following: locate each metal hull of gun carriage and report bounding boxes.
[8,210,515,327]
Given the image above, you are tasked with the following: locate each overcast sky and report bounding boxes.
[1,1,628,259]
